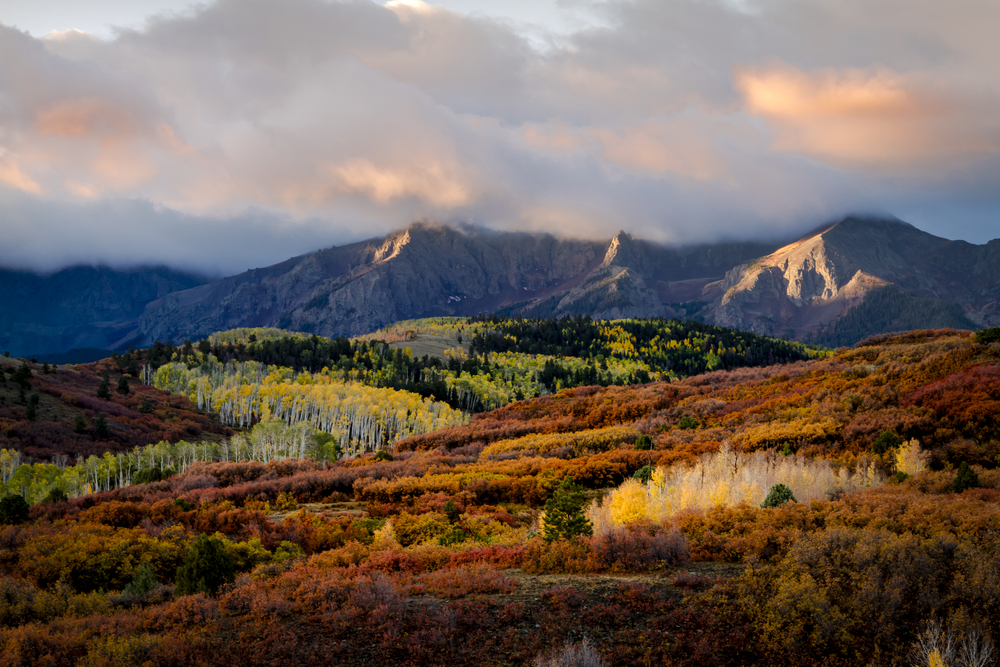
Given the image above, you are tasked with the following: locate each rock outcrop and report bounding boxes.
[701,216,1000,337]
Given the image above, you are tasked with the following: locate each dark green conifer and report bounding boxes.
[175,534,235,596]
[542,476,592,541]
[678,416,699,430]
[950,462,980,493]
[871,430,902,455]
[0,494,30,525]
[761,483,796,508]
[632,464,653,483]
[95,414,110,439]
[444,499,461,524]
[123,563,159,597]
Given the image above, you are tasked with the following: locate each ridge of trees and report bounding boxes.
[139,317,824,417]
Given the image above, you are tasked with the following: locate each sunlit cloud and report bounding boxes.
[737,65,1000,169]
[0,156,43,195]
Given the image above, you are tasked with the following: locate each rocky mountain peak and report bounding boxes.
[72,215,997,352]
[602,230,640,268]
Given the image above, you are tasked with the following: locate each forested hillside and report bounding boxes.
[145,316,821,414]
[811,285,979,347]
[0,354,229,462]
[1,328,998,666]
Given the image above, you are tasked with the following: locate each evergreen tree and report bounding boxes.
[974,327,1000,345]
[95,415,110,439]
[97,380,111,400]
[542,476,592,541]
[761,483,796,508]
[123,563,160,597]
[632,464,653,483]
[14,361,32,386]
[444,499,460,524]
[949,462,980,493]
[871,430,902,455]
[42,488,69,504]
[175,534,235,596]
[678,416,700,430]
[117,375,130,395]
[0,494,30,525]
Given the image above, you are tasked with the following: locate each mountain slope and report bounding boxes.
[0,266,208,357]
[6,216,997,352]
[130,223,779,346]
[701,216,1000,338]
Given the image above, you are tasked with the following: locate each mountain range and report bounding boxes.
[0,265,207,359]
[3,215,997,358]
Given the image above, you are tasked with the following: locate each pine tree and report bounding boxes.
[542,476,593,541]
[117,376,130,395]
[97,380,111,400]
[871,429,902,455]
[635,435,653,450]
[632,464,653,483]
[123,563,159,597]
[444,499,460,524]
[761,483,796,508]
[95,415,110,439]
[950,462,980,493]
[175,534,235,596]
[0,494,30,525]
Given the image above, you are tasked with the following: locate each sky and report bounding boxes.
[0,0,998,276]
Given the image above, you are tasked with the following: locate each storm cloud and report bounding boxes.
[1,0,998,274]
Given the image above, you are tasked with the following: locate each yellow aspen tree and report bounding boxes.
[609,478,648,524]
[896,439,929,476]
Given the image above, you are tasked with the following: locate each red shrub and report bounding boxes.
[590,524,690,572]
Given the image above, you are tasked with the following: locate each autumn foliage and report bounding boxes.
[0,329,998,665]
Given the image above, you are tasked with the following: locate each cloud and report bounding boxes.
[1,0,999,276]
[0,190,361,276]
[736,65,1000,169]
[0,156,43,194]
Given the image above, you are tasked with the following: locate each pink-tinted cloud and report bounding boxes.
[737,65,1000,168]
